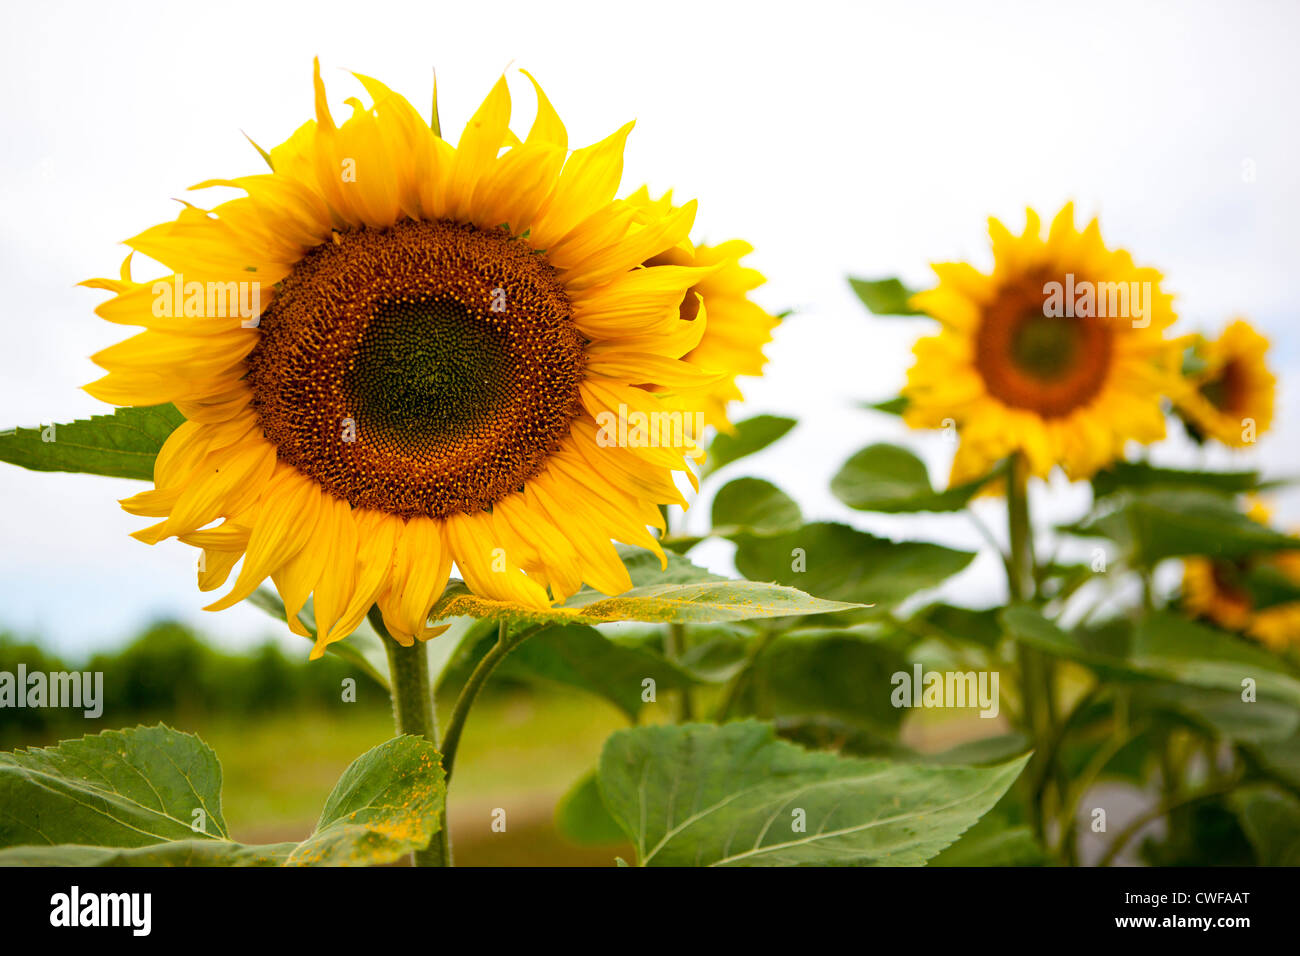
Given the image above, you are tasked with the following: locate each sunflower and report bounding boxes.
[1175,319,1275,447]
[902,204,1181,484]
[83,63,741,657]
[1183,505,1300,651]
[622,187,778,429]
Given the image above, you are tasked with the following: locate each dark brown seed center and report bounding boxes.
[245,219,587,518]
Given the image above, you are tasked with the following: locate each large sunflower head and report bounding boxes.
[903,203,1181,484]
[1183,504,1300,651]
[1175,319,1275,447]
[622,187,778,430]
[83,63,750,656]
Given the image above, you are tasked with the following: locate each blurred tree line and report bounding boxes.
[0,620,383,747]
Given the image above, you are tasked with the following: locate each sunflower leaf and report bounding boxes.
[831,443,995,513]
[748,633,910,738]
[711,477,802,534]
[438,622,695,720]
[1063,489,1300,566]
[1231,787,1300,866]
[1002,606,1300,708]
[286,734,446,866]
[929,816,1047,867]
[0,404,183,480]
[700,414,796,479]
[555,769,628,846]
[731,521,976,611]
[597,720,1029,866]
[429,543,861,626]
[430,579,865,628]
[863,395,909,416]
[848,276,925,316]
[0,726,444,867]
[1091,460,1271,499]
[0,724,230,849]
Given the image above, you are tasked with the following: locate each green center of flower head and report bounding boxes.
[348,296,515,451]
[1012,313,1081,380]
[974,276,1114,418]
[245,219,588,519]
[1199,359,1244,414]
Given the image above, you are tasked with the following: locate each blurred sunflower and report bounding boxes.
[903,203,1181,484]
[623,187,778,428]
[83,63,741,656]
[1175,319,1275,447]
[1183,505,1300,650]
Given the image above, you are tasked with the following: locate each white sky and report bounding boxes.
[1,0,1297,657]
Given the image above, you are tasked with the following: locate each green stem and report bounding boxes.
[1005,456,1056,843]
[1005,457,1034,603]
[659,504,694,723]
[1054,718,1149,860]
[441,620,534,781]
[373,606,449,867]
[665,623,694,721]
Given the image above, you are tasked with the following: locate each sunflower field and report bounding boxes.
[0,32,1296,882]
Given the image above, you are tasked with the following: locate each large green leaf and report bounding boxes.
[1231,787,1300,866]
[1132,684,1300,744]
[0,726,444,867]
[0,724,229,849]
[913,603,1004,650]
[442,623,695,720]
[749,634,909,737]
[0,840,295,866]
[554,770,628,847]
[732,522,976,611]
[430,579,862,628]
[711,477,802,534]
[1091,461,1268,500]
[929,813,1046,867]
[286,735,446,866]
[0,404,183,480]
[700,414,796,479]
[847,276,924,316]
[1131,613,1300,708]
[597,721,1028,866]
[429,545,863,628]
[999,605,1131,669]
[831,443,993,513]
[1248,733,1300,792]
[1064,489,1300,566]
[1003,606,1300,708]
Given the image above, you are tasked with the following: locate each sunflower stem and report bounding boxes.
[441,620,534,782]
[1005,456,1054,847]
[665,623,694,721]
[373,607,450,868]
[659,504,695,721]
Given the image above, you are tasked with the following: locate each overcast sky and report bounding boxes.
[1,0,1296,658]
